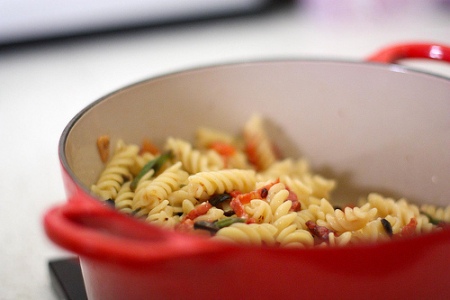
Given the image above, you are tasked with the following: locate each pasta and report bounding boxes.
[114,181,134,214]
[187,169,256,199]
[91,140,139,200]
[243,114,277,171]
[166,137,224,174]
[132,162,189,214]
[91,114,449,248]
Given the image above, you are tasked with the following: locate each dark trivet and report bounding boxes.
[49,257,87,300]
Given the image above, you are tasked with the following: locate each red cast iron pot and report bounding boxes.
[44,43,450,300]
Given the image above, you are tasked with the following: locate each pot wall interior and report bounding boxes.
[64,60,450,206]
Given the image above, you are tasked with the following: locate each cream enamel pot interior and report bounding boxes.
[44,43,450,300]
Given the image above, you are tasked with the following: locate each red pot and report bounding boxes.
[44,43,450,300]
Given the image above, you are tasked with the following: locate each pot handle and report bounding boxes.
[366,42,450,64]
[43,198,223,264]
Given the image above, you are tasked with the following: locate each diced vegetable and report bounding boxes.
[397,218,417,238]
[381,218,393,237]
[209,141,236,157]
[104,198,115,207]
[96,135,110,163]
[130,151,172,190]
[193,217,246,234]
[209,193,232,207]
[420,211,444,225]
[306,220,333,243]
[140,138,160,155]
[215,217,246,228]
[183,202,213,222]
[194,221,220,234]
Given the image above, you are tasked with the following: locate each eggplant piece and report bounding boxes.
[381,218,393,237]
[209,193,232,207]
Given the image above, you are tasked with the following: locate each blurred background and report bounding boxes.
[1,0,449,299]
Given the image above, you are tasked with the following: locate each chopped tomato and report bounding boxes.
[244,138,260,170]
[244,135,281,171]
[399,218,417,238]
[230,190,242,198]
[286,187,301,212]
[437,221,449,229]
[230,197,247,218]
[182,202,213,222]
[229,179,280,218]
[246,217,257,224]
[140,138,160,155]
[286,191,302,211]
[175,219,195,233]
[209,141,236,157]
[236,179,280,205]
[306,220,334,244]
[209,141,237,168]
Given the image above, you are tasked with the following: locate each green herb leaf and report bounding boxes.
[130,151,172,190]
[194,221,220,233]
[215,217,246,229]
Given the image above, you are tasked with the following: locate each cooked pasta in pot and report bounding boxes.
[90,114,449,247]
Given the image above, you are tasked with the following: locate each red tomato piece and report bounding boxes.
[209,141,236,157]
[183,202,213,222]
[286,188,301,212]
[306,220,334,243]
[399,218,418,238]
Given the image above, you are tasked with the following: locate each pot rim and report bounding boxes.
[58,57,450,198]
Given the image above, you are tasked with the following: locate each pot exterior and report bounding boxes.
[80,230,450,300]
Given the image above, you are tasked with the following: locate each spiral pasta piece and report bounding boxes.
[257,158,336,206]
[415,214,435,234]
[278,175,313,207]
[277,226,314,248]
[327,231,352,247]
[294,198,334,231]
[133,162,189,212]
[130,152,156,176]
[146,200,179,228]
[294,208,316,230]
[114,181,134,214]
[420,204,450,223]
[226,151,253,170]
[195,126,236,149]
[166,137,224,174]
[167,185,197,208]
[257,158,310,180]
[243,114,277,171]
[91,140,139,200]
[366,193,424,232]
[350,218,391,244]
[245,199,273,224]
[322,204,378,233]
[300,174,336,200]
[214,223,278,246]
[266,182,289,211]
[187,169,256,199]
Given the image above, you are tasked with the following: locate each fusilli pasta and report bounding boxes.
[91,115,449,248]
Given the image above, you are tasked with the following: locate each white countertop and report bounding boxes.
[1,2,450,299]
